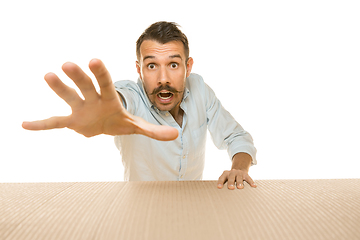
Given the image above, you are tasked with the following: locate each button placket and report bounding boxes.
[179,128,188,180]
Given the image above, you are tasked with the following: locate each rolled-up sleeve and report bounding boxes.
[205,82,257,165]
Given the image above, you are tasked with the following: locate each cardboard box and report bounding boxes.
[1,179,360,239]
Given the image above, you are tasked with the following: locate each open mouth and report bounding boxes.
[157,91,173,100]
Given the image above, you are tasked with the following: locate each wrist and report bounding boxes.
[231,152,252,171]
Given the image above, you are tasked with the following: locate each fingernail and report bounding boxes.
[217,184,223,188]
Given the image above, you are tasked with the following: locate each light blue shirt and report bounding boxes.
[114,73,256,181]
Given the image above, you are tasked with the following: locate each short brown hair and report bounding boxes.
[136,21,189,61]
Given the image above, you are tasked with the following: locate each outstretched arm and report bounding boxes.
[22,59,178,141]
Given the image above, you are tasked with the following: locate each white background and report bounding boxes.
[1,0,359,182]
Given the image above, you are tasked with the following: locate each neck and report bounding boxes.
[169,105,184,127]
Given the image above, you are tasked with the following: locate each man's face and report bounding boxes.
[136,40,193,114]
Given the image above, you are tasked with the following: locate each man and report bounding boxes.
[22,21,257,190]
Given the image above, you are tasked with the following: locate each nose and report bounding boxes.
[158,67,170,86]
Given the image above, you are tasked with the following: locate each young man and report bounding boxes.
[22,21,257,190]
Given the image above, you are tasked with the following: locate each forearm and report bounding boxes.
[231,152,252,171]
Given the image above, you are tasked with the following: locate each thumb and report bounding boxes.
[134,116,179,141]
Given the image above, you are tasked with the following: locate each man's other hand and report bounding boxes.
[217,169,257,190]
[22,59,178,141]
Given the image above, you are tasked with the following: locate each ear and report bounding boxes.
[186,57,194,78]
[136,61,142,80]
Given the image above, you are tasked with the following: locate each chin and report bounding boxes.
[153,97,181,112]
[155,104,174,112]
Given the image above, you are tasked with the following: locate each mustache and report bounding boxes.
[149,85,183,95]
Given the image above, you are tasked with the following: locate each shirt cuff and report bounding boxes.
[228,145,257,166]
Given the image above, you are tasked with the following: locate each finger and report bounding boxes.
[227,171,237,190]
[236,173,245,189]
[62,62,99,102]
[244,174,257,188]
[22,116,70,130]
[44,72,83,109]
[217,171,229,189]
[89,59,118,101]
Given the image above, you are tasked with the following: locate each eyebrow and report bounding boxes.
[169,54,182,60]
[143,55,155,61]
[143,54,182,62]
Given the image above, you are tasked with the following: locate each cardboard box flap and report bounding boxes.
[1,180,360,239]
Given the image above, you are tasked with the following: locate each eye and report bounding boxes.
[147,63,156,69]
[170,63,179,69]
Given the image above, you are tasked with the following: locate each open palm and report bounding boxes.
[22,59,178,141]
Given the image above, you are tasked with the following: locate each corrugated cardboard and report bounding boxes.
[1,179,360,239]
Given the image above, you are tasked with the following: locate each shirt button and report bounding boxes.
[182,155,186,159]
[165,112,169,116]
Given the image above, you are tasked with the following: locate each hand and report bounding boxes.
[217,169,257,190]
[22,59,179,141]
